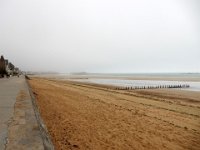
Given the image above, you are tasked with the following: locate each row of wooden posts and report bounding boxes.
[115,84,190,90]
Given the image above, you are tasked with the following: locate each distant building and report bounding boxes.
[8,62,15,71]
[5,59,8,66]
[0,55,21,77]
[0,55,6,76]
[13,67,20,75]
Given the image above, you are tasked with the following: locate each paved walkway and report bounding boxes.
[0,76,44,150]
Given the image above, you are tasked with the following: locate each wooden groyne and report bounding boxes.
[115,84,190,90]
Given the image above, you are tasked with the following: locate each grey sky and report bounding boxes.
[0,0,199,73]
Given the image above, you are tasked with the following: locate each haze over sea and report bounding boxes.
[31,73,200,92]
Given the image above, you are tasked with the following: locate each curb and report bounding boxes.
[25,76,54,150]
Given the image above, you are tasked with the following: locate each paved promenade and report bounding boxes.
[0,76,44,150]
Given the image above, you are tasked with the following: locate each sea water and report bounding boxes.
[70,78,200,92]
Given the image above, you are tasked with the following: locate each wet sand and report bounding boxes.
[29,77,200,150]
[30,73,200,82]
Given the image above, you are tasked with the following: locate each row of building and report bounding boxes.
[0,55,21,77]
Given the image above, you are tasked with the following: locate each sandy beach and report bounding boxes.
[29,77,200,150]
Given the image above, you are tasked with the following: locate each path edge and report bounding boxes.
[25,76,54,150]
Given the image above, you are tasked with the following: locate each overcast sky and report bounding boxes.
[0,0,199,73]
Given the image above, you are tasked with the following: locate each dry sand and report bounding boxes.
[29,77,200,150]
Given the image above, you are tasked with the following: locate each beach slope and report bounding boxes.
[29,77,200,150]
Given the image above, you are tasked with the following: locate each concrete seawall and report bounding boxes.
[26,76,54,150]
